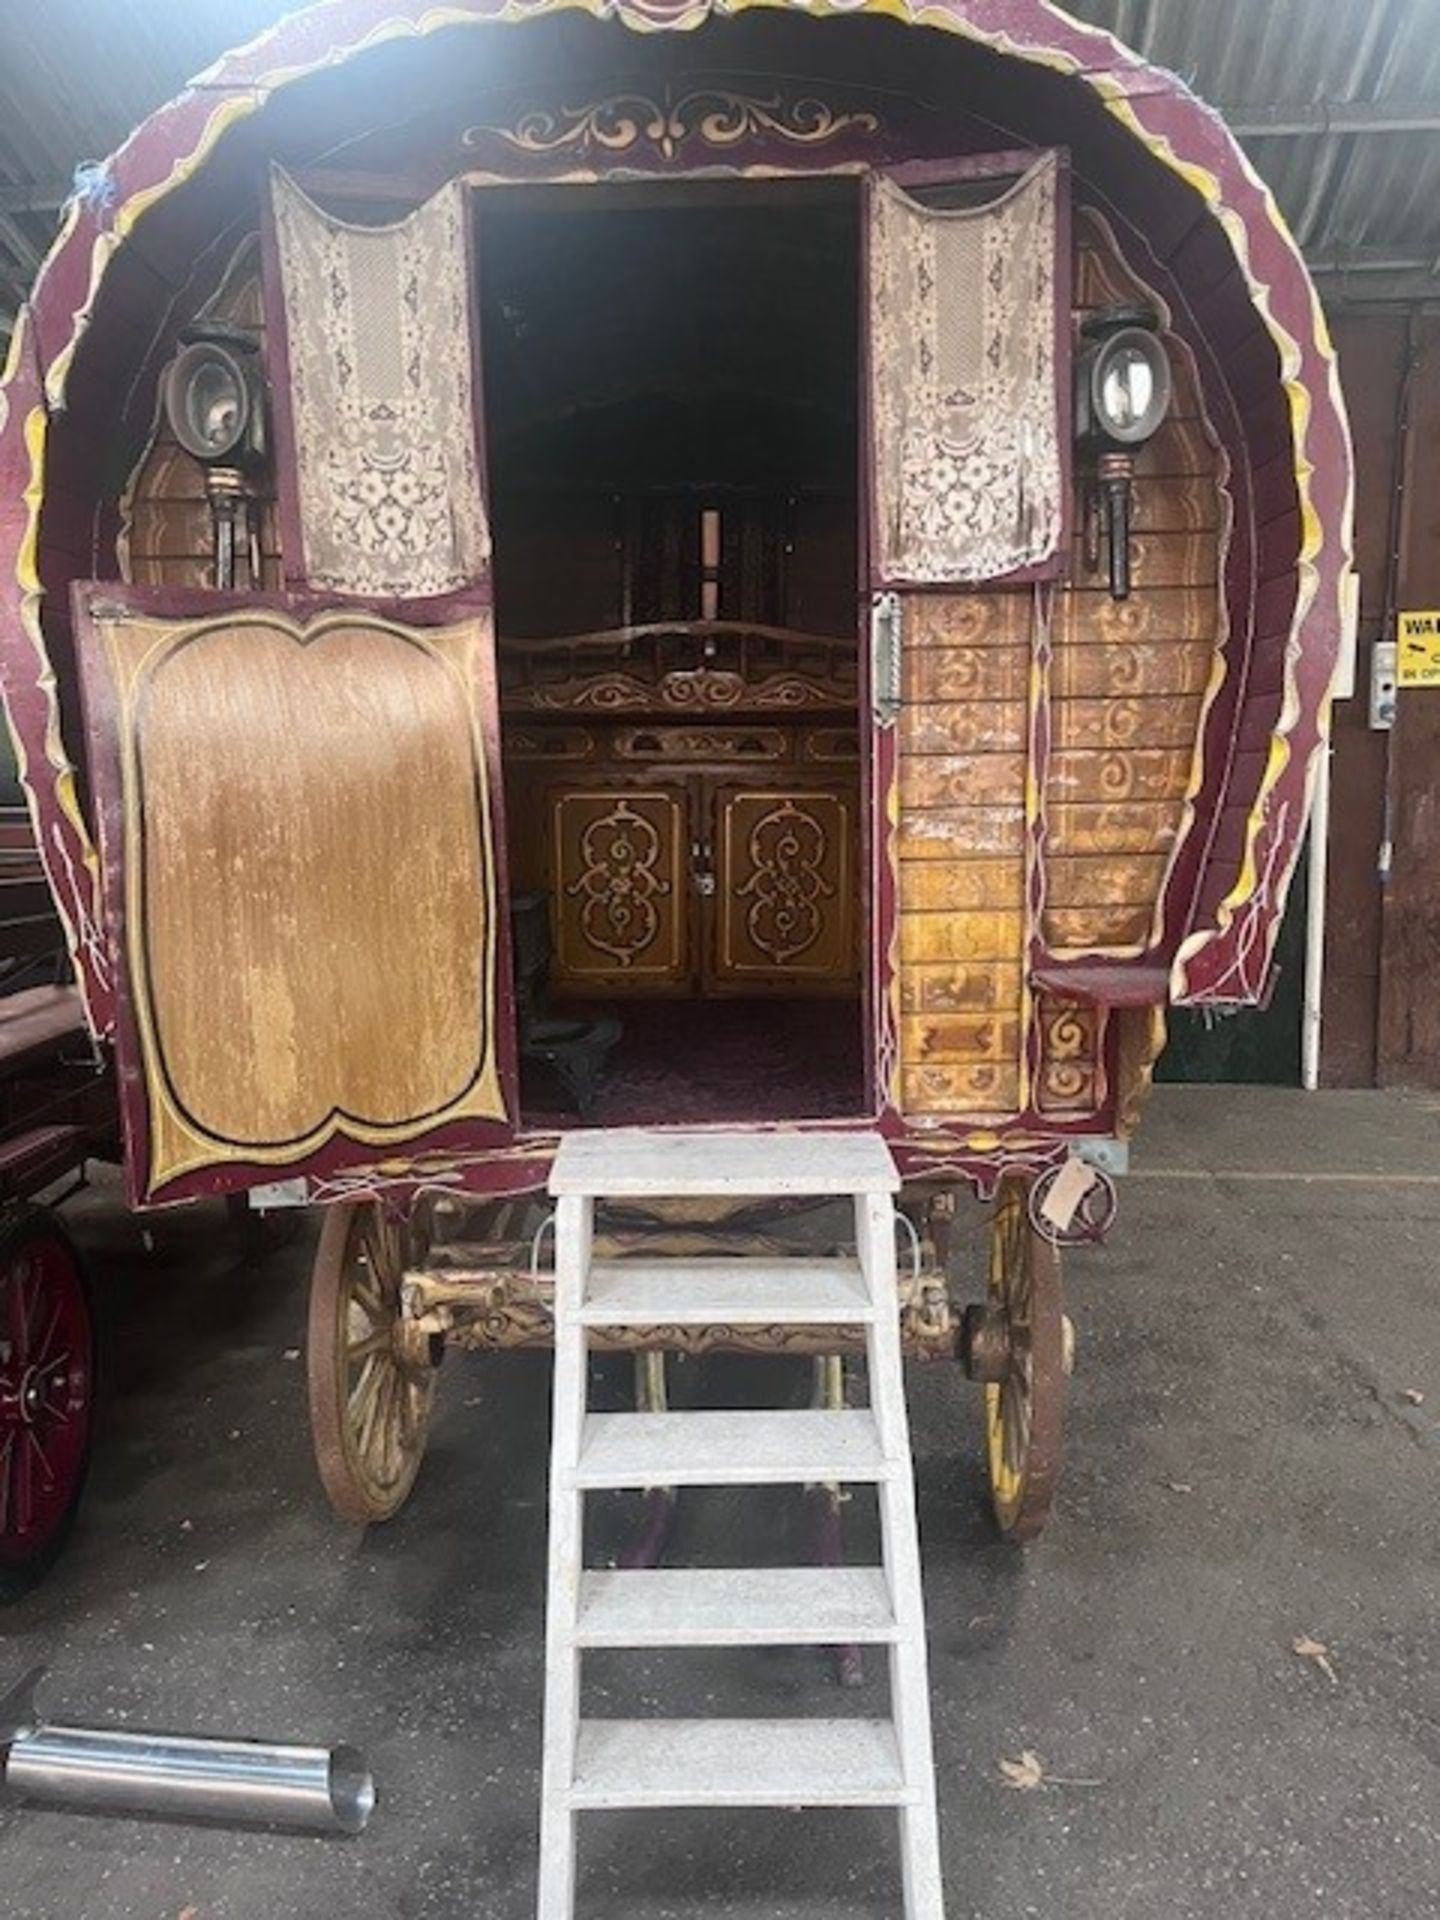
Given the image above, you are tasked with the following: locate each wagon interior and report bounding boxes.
[483,179,866,1127]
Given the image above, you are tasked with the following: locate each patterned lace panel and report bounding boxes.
[270,169,490,598]
[871,153,1063,585]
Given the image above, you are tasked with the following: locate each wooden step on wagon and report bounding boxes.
[0,0,1353,1558]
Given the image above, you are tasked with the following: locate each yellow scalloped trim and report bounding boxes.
[9,0,1349,1021]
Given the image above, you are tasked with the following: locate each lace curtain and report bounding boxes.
[871,153,1062,584]
[270,169,490,598]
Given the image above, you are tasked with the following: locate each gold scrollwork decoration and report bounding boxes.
[1036,997,1107,1116]
[738,799,835,964]
[513,667,853,714]
[566,798,671,966]
[463,88,882,162]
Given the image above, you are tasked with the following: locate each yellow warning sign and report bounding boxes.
[1398,610,1440,686]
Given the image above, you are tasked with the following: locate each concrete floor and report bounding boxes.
[3,1086,1440,1919]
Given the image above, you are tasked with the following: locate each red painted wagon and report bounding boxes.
[0,0,1352,1544]
[0,743,114,1596]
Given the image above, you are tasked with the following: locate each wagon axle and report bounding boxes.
[397,1255,959,1360]
[305,1180,1075,1541]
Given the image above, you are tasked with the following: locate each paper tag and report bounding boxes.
[1040,1156,1100,1232]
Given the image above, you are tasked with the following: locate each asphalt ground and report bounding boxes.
[2,1085,1438,1918]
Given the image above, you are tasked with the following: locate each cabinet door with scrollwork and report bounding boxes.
[708,783,858,992]
[550,785,690,992]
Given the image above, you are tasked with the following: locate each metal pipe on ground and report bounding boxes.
[0,1666,374,1834]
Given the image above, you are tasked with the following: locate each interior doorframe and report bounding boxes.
[468,167,875,1112]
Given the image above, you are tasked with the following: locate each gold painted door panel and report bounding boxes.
[707,783,858,991]
[550,785,689,991]
[76,593,513,1206]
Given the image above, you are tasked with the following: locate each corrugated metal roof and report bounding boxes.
[1068,0,1440,296]
[2,0,1439,331]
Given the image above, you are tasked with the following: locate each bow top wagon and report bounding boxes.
[0,0,1353,1539]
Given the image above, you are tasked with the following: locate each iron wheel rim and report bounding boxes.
[308,1201,434,1524]
[983,1175,1064,1541]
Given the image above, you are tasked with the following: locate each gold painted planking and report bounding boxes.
[899,858,1026,912]
[1051,694,1205,752]
[902,1063,1021,1117]
[899,754,1028,809]
[897,806,1027,859]
[1048,801,1182,856]
[1043,852,1169,907]
[1053,640,1215,698]
[901,1013,1022,1063]
[901,702,1029,755]
[1059,586,1220,646]
[898,910,1025,965]
[1044,904,1154,949]
[902,645,1031,704]
[903,594,1032,649]
[899,961,1023,1014]
[1049,748,1194,803]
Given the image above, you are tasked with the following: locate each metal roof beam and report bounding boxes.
[1225,98,1440,138]
[0,215,42,279]
[1308,250,1440,276]
[1319,273,1440,307]
[1309,247,1440,305]
[0,182,68,215]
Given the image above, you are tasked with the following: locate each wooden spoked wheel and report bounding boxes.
[983,1176,1065,1542]
[0,1209,95,1601]
[307,1201,435,1524]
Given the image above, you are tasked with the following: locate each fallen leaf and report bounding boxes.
[998,1749,1104,1791]
[1293,1633,1339,1686]
[999,1749,1045,1790]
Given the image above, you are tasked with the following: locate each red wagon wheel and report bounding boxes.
[307,1200,436,1525]
[980,1175,1066,1542]
[0,1208,96,1601]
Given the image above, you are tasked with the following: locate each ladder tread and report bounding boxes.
[575,1566,899,1646]
[579,1256,875,1327]
[550,1128,898,1198]
[573,1409,893,1488]
[568,1718,915,1809]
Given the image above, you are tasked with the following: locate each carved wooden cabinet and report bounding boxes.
[501,623,861,997]
[535,770,857,994]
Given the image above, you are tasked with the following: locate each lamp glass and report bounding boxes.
[165,342,251,463]
[1099,347,1155,435]
[1089,329,1170,447]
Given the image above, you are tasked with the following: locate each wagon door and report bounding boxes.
[74,171,516,1209]
[864,151,1071,1122]
[76,592,514,1209]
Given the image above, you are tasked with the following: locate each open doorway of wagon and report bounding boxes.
[1156,853,1308,1087]
[477,179,866,1127]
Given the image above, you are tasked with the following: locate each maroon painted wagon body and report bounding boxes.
[0,0,1353,1533]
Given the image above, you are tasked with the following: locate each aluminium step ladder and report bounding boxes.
[538,1129,945,1920]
